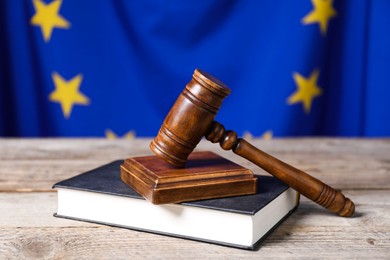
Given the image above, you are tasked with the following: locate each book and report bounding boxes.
[53,160,299,250]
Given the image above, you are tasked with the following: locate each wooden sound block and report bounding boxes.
[120,151,257,204]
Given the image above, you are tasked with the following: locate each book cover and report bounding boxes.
[53,160,299,250]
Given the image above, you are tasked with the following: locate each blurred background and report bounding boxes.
[1,0,389,138]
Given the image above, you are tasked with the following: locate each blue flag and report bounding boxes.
[1,0,389,137]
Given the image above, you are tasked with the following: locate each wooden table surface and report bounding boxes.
[1,138,389,259]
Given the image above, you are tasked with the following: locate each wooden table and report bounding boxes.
[1,138,389,259]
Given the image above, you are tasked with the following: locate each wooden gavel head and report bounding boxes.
[150,69,231,167]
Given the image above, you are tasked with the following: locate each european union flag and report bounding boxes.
[1,0,389,137]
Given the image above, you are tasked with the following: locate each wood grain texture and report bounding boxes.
[1,138,389,191]
[0,138,153,191]
[0,138,389,258]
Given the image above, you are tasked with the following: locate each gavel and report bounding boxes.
[150,69,355,217]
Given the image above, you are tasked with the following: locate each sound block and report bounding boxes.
[120,151,257,204]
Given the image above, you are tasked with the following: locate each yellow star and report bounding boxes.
[302,0,337,35]
[30,0,70,42]
[287,69,322,113]
[261,130,273,140]
[49,72,90,118]
[242,131,254,140]
[105,129,136,140]
[243,130,273,140]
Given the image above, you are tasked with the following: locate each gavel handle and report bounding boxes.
[206,121,355,217]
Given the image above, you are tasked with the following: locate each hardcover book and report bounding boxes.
[53,158,299,250]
